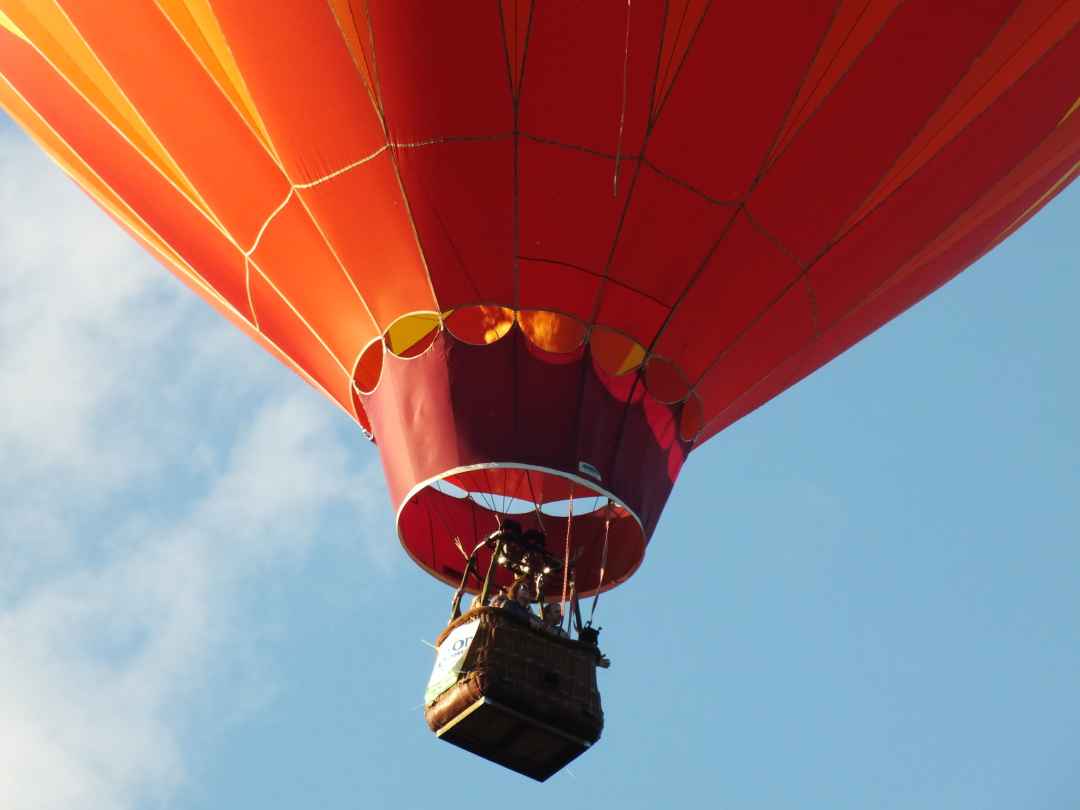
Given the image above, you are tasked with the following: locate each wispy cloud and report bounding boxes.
[0,123,391,809]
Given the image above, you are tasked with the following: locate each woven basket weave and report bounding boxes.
[425,607,604,743]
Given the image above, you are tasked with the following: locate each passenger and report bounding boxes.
[501,577,535,621]
[541,602,568,638]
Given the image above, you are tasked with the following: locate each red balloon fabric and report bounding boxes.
[2,2,1077,593]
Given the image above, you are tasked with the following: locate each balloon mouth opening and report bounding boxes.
[394,463,647,598]
[351,304,709,445]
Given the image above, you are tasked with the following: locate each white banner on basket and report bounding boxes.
[424,618,479,705]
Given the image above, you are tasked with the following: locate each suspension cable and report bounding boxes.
[566,579,580,635]
[524,470,547,535]
[560,489,574,606]
[588,515,611,625]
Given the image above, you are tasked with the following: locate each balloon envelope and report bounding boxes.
[2,1,1077,593]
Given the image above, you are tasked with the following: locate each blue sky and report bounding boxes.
[1,115,1078,810]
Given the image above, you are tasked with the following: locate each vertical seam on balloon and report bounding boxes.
[153,0,290,175]
[613,0,633,196]
[496,0,519,320]
[806,11,1068,268]
[663,0,847,344]
[648,0,691,117]
[511,1,519,92]
[0,70,357,421]
[291,178,382,332]
[497,0,516,99]
[1061,94,1080,126]
[755,0,898,181]
[0,68,259,324]
[693,94,1076,395]
[510,2,537,447]
[834,7,1078,243]
[244,187,295,255]
[245,181,382,414]
[244,257,260,330]
[293,185,383,333]
[354,0,387,125]
[241,147,388,346]
[10,16,666,395]
[925,139,1080,267]
[422,190,485,302]
[682,218,803,391]
[51,0,231,234]
[516,1,537,99]
[649,0,714,127]
[199,5,385,349]
[352,1,443,315]
[195,0,290,169]
[743,209,819,338]
[742,207,808,271]
[508,0,536,314]
[7,12,255,260]
[692,108,1076,442]
[653,0,692,110]
[195,2,379,429]
[587,1,676,497]
[246,260,354,379]
[761,0,874,175]
[326,0,386,130]
[636,207,745,361]
[742,0,844,200]
[583,2,671,333]
[0,11,28,41]
[337,3,445,370]
[202,2,384,359]
[521,139,747,340]
[649,2,1008,382]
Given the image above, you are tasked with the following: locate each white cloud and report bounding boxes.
[0,123,390,809]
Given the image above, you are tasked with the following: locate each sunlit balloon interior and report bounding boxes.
[350,304,706,445]
[397,464,644,599]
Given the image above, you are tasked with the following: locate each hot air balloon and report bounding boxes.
[2,0,1078,781]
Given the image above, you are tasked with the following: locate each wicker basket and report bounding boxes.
[425,606,604,745]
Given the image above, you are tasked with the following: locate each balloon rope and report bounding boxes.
[524,470,547,534]
[560,489,574,607]
[477,468,495,514]
[588,517,611,625]
[613,0,631,196]
[566,580,579,636]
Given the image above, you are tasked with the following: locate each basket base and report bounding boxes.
[434,696,592,782]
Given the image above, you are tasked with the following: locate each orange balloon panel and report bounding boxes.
[2,1,1078,592]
